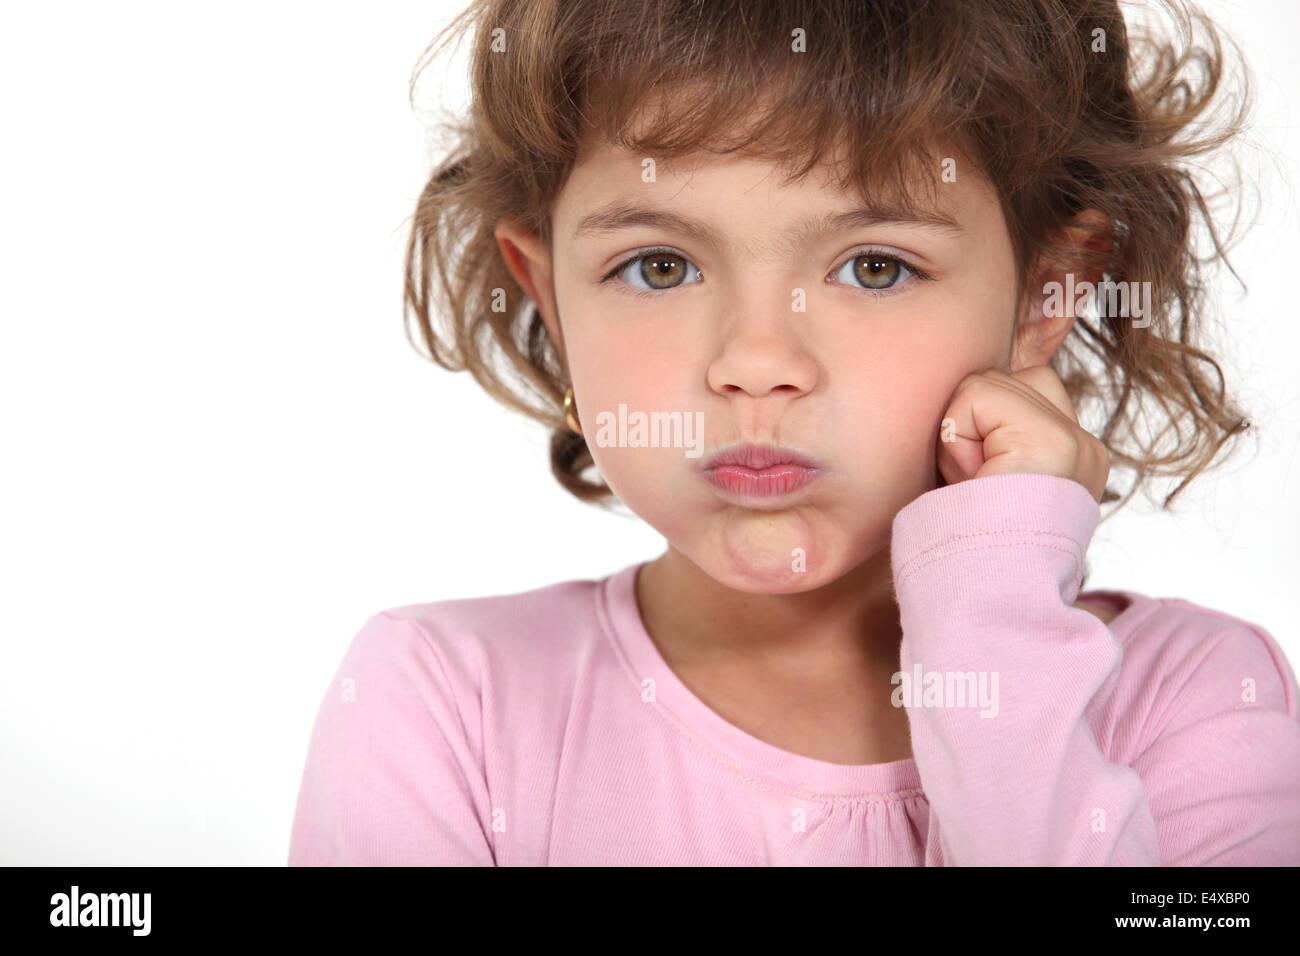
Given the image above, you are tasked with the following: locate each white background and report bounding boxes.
[1,0,1297,864]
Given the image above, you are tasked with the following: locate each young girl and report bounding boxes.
[288,0,1300,865]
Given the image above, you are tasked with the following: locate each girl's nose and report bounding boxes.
[705,318,819,401]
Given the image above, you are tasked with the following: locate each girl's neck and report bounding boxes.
[635,546,904,679]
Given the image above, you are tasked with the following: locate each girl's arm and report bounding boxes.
[891,471,1300,865]
[288,612,496,865]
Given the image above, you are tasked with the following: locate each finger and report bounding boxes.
[942,372,1066,473]
[1008,364,1078,423]
[935,378,1006,482]
[935,430,980,486]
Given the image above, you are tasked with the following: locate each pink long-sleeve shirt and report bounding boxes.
[288,473,1300,865]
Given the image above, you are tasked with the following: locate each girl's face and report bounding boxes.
[500,137,1036,594]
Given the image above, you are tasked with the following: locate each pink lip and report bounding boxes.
[700,443,825,498]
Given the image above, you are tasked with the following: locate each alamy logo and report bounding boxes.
[49,885,151,936]
[891,664,1000,718]
[1042,273,1151,328]
[592,404,704,458]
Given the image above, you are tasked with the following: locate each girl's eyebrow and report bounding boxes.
[572,199,965,252]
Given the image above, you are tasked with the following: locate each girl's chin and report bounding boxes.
[696,530,844,594]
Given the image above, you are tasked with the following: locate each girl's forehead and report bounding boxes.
[559,136,995,245]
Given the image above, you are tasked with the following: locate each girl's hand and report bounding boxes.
[936,365,1110,503]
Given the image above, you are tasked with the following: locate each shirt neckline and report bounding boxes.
[597,560,1156,801]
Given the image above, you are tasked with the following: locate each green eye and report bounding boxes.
[636,252,693,290]
[857,256,901,287]
[603,247,702,295]
[834,252,919,291]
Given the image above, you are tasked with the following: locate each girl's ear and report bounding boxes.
[494,215,566,361]
[1010,209,1114,371]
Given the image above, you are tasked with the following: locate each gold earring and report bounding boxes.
[563,385,583,435]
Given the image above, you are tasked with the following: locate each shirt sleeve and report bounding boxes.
[1127,614,1300,865]
[287,611,496,865]
[890,471,1300,865]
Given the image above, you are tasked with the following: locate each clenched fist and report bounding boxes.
[936,365,1110,503]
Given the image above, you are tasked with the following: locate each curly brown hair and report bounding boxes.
[402,0,1259,519]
